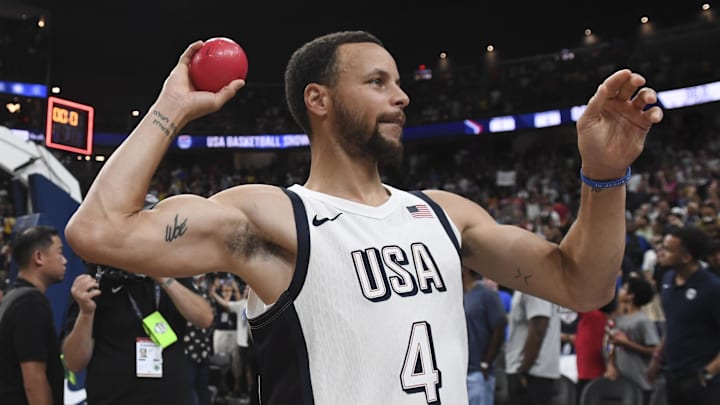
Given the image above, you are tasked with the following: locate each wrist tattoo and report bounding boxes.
[151,109,178,137]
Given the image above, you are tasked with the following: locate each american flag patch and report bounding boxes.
[406,204,433,218]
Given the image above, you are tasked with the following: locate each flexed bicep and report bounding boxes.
[68,193,247,279]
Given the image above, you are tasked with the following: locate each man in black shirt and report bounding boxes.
[62,263,214,404]
[0,225,67,404]
[647,226,720,405]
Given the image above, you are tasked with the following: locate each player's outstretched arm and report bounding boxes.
[431,190,597,311]
[559,68,662,308]
[432,69,663,312]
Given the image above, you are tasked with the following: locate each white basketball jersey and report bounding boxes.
[247,184,468,405]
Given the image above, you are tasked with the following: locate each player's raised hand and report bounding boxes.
[158,41,246,124]
[577,69,663,179]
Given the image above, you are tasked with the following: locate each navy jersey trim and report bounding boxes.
[246,187,315,405]
[248,187,311,329]
[251,305,315,405]
[284,187,311,299]
[411,190,461,258]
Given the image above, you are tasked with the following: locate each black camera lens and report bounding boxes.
[95,265,143,285]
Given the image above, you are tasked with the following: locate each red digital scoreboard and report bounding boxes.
[45,96,94,155]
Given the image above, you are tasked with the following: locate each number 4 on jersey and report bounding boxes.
[400,321,442,403]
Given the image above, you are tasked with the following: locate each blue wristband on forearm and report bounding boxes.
[579,166,632,190]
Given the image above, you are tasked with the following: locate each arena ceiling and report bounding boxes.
[3,1,707,124]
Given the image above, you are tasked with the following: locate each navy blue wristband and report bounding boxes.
[579,166,632,190]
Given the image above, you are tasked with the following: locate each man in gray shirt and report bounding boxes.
[505,290,561,405]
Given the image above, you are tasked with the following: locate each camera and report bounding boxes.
[91,263,146,286]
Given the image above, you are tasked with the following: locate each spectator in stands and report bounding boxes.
[572,294,618,404]
[183,274,215,405]
[0,225,67,405]
[665,207,686,231]
[65,30,663,403]
[624,217,651,277]
[504,290,561,405]
[634,214,654,242]
[212,281,258,404]
[210,274,240,396]
[604,272,659,405]
[482,277,512,316]
[683,201,701,228]
[704,238,720,277]
[462,265,508,405]
[698,201,720,239]
[647,226,720,405]
[640,233,667,337]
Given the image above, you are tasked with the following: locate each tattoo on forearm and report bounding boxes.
[151,110,178,137]
[514,267,532,286]
[165,214,188,242]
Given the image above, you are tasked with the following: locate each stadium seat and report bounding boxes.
[648,377,668,405]
[579,377,643,405]
[494,367,509,405]
[550,375,578,405]
[208,352,233,398]
[493,345,509,405]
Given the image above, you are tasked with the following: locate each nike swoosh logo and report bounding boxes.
[112,286,123,293]
[312,213,343,226]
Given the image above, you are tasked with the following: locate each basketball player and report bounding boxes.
[65,31,663,404]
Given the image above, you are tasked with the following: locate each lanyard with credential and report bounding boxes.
[126,284,161,320]
[127,283,177,349]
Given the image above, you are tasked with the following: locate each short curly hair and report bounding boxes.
[284,30,383,138]
[625,274,655,307]
[668,226,710,261]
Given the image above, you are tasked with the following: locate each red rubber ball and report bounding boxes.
[189,37,248,92]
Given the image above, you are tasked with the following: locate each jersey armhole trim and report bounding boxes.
[248,187,311,329]
[410,190,461,258]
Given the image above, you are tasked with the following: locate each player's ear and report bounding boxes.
[305,83,328,118]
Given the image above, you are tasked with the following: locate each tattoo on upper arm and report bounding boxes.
[165,214,188,242]
[514,267,532,286]
[151,110,177,137]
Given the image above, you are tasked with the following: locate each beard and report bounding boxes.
[334,99,404,167]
